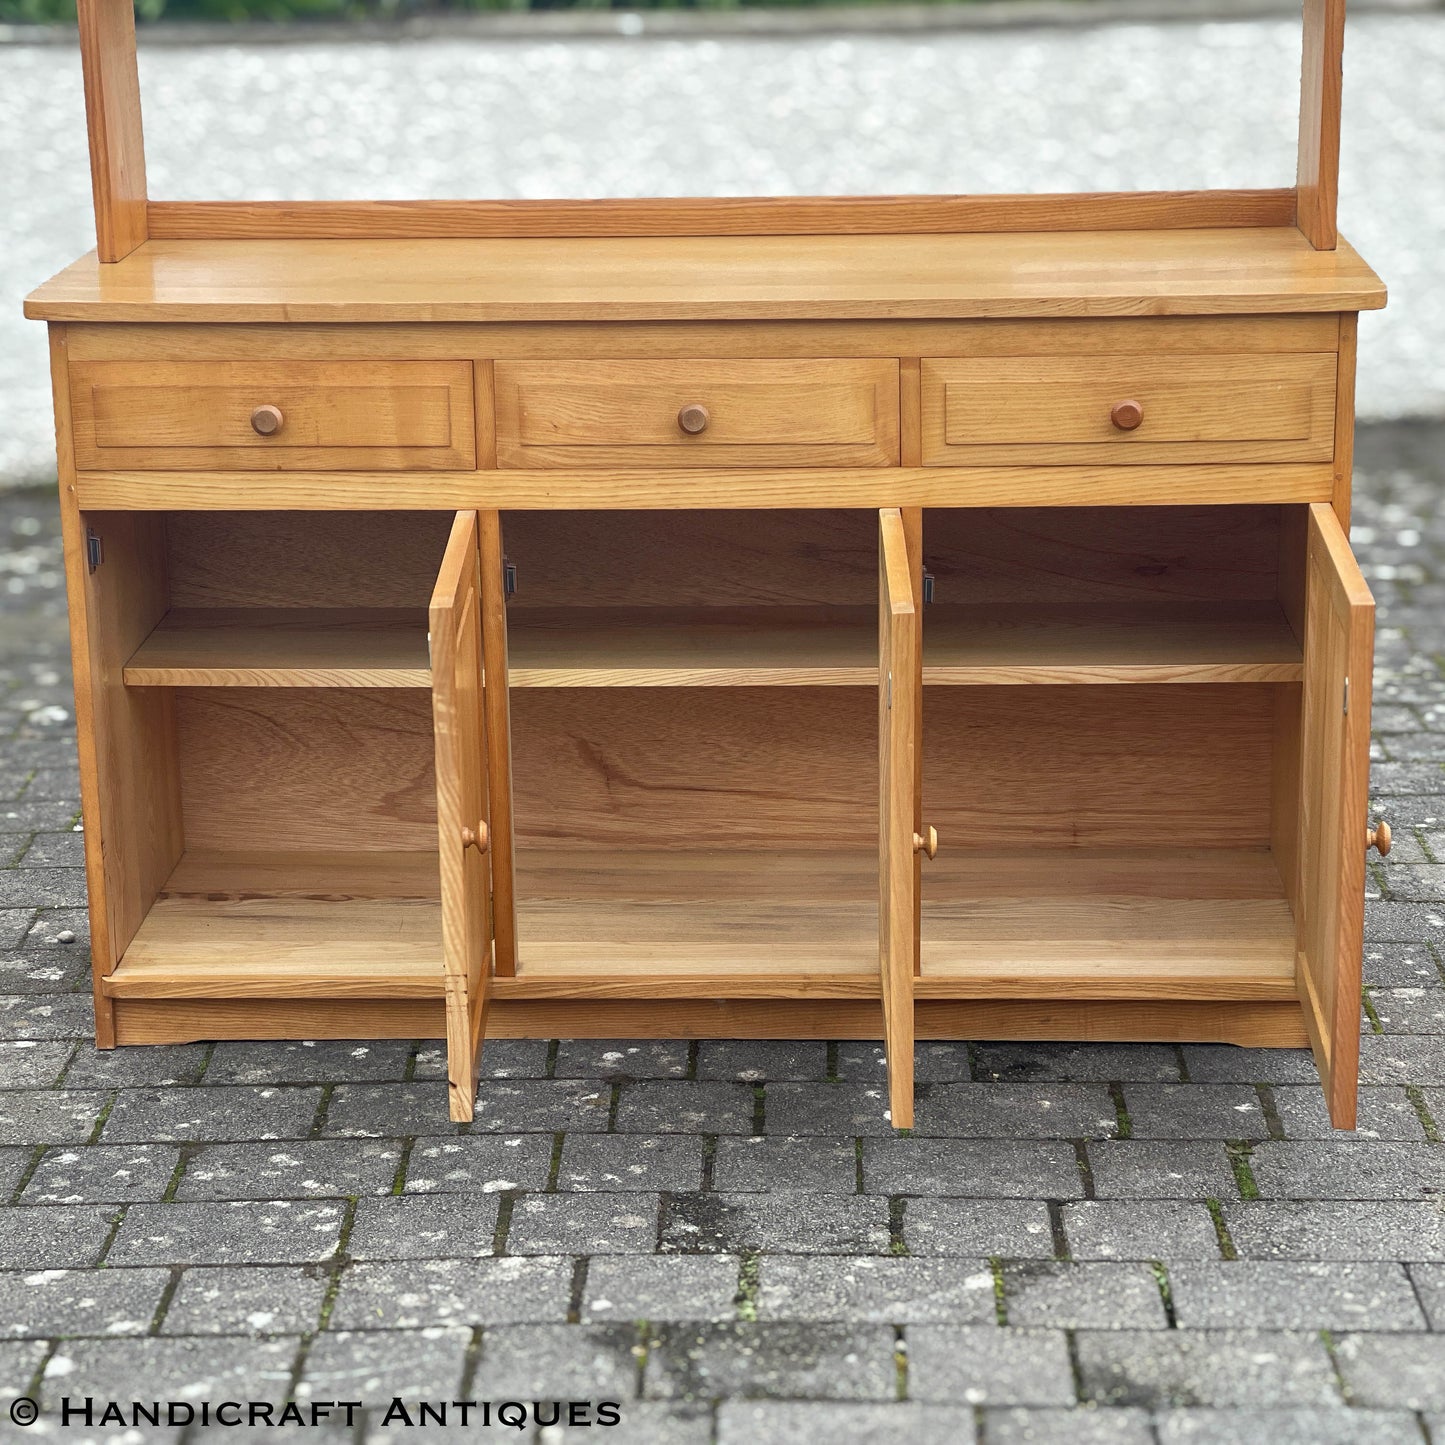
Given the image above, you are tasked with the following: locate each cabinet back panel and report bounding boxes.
[925,684,1275,849]
[177,690,437,852]
[510,687,874,848]
[166,512,454,609]
[502,510,878,609]
[925,506,1281,606]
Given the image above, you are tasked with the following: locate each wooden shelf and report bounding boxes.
[502,845,1297,1000]
[102,851,442,1000]
[124,608,429,688]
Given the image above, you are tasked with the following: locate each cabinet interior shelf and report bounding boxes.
[102,846,1296,1004]
[123,601,1304,690]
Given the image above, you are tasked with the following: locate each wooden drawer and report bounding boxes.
[921,353,1337,466]
[494,359,899,469]
[70,360,477,471]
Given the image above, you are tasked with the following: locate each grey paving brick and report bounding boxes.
[0,801,80,834]
[909,1325,1075,1406]
[697,1040,828,1081]
[1364,942,1445,986]
[470,1078,614,1133]
[19,832,83,868]
[0,1088,104,1145]
[161,1264,330,1336]
[506,1194,658,1255]
[0,946,89,994]
[1360,1032,1445,1085]
[982,1406,1154,1445]
[61,1044,208,1088]
[1365,901,1445,944]
[763,1082,899,1136]
[472,1323,640,1399]
[711,1135,856,1192]
[1248,1139,1445,1199]
[974,1043,1183,1084]
[913,1082,1118,1139]
[903,1199,1057,1258]
[22,769,82,803]
[0,1339,46,1401]
[557,1133,702,1192]
[0,1145,30,1198]
[177,1139,403,1200]
[646,1321,896,1400]
[0,1266,167,1339]
[757,1255,996,1324]
[583,1254,740,1322]
[1120,1084,1267,1139]
[0,1039,72,1085]
[1087,1141,1240,1199]
[0,990,93,1039]
[718,1401,978,1444]
[206,1039,416,1084]
[1406,1262,1445,1327]
[108,1200,345,1266]
[404,1133,554,1194]
[1179,1047,1321,1085]
[38,1336,299,1409]
[1369,985,1445,1032]
[21,1143,180,1203]
[311,1081,463,1139]
[1001,1262,1168,1329]
[413,1038,552,1082]
[101,1085,324,1143]
[299,1327,470,1398]
[1153,1409,1423,1445]
[1386,865,1445,901]
[23,910,91,954]
[863,1138,1083,1198]
[553,1039,690,1079]
[0,1203,117,1267]
[661,1192,890,1255]
[1224,1201,1445,1260]
[614,1080,754,1134]
[1062,1202,1223,1260]
[1076,1329,1339,1408]
[0,911,36,949]
[330,1255,572,1329]
[530,1402,710,1443]
[1168,1260,1425,1329]
[0,867,85,908]
[1335,1330,1445,1408]
[835,1041,973,1084]
[348,1194,499,1260]
[1269,1085,1427,1140]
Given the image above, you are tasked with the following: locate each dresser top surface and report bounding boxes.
[26,228,1385,325]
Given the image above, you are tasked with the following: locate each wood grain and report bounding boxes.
[1298,0,1346,249]
[480,510,518,978]
[25,231,1387,324]
[76,0,148,262]
[1332,312,1358,524]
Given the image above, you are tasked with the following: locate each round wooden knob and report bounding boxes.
[250,404,284,437]
[913,826,939,860]
[1110,399,1144,432]
[461,822,490,853]
[1366,820,1391,857]
[677,403,710,435]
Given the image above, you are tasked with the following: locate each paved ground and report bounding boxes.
[0,424,1441,1440]
[4,12,1445,484]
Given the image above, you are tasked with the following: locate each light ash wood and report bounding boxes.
[76,0,147,262]
[1298,0,1347,249]
[25,232,1386,324]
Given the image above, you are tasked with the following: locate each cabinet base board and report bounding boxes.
[109,996,1309,1048]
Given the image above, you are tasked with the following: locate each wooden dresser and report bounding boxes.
[26,0,1386,1129]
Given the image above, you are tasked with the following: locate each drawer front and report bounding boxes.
[495,359,900,469]
[921,353,1337,466]
[70,361,477,471]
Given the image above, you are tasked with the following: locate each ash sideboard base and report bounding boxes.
[109,998,1312,1049]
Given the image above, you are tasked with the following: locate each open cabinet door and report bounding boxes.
[879,509,920,1129]
[1298,502,1375,1129]
[431,511,493,1122]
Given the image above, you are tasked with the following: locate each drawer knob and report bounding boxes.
[1367,820,1392,856]
[1110,399,1144,432]
[461,822,490,853]
[913,826,939,860]
[677,403,710,435]
[250,404,284,437]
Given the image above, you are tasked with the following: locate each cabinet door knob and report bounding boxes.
[250,404,284,437]
[913,826,939,860]
[1110,399,1144,431]
[461,822,490,853]
[677,403,710,435]
[1366,820,1391,856]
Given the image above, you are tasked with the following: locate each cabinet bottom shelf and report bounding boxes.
[102,846,1297,1005]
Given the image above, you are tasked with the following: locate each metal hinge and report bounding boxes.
[886,669,893,709]
[86,531,103,573]
[922,569,935,605]
[1343,677,1350,715]
[503,558,518,598]
[426,631,433,670]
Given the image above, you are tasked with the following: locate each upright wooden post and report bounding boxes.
[77,0,149,262]
[1297,0,1346,250]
